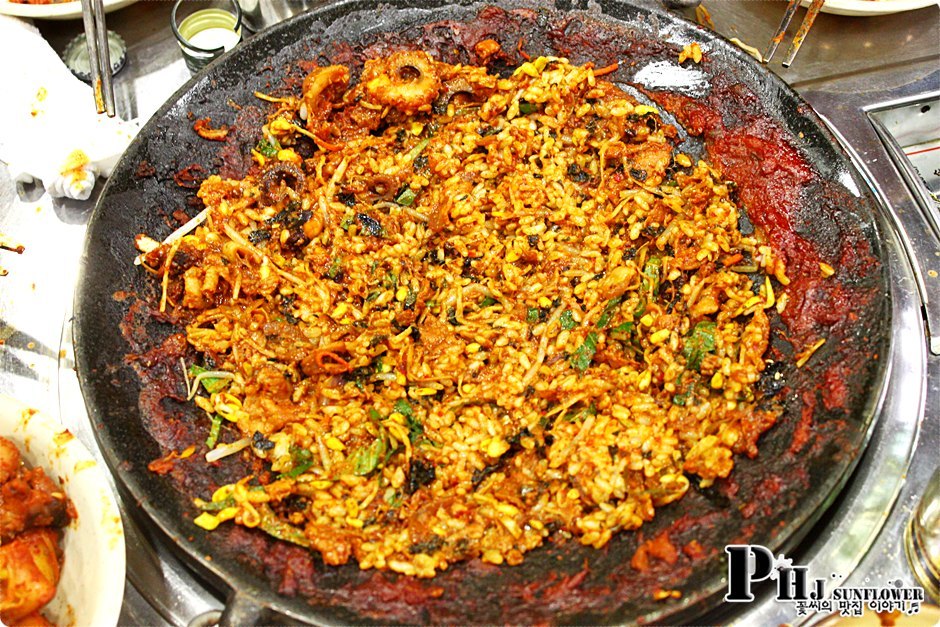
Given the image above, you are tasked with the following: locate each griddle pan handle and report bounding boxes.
[219,590,268,627]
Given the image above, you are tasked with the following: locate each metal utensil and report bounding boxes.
[79,0,115,116]
[764,0,826,67]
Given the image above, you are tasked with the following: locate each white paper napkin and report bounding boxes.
[0,15,138,200]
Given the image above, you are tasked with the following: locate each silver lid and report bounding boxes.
[62,30,127,83]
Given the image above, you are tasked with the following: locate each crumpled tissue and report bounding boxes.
[0,14,138,200]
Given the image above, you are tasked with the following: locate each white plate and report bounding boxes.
[0,0,136,21]
[0,396,125,627]
[803,0,939,17]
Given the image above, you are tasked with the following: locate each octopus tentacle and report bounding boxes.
[361,51,442,114]
[301,65,350,142]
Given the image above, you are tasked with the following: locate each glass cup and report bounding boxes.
[171,0,243,73]
[906,465,940,602]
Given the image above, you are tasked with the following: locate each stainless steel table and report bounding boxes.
[1,1,937,624]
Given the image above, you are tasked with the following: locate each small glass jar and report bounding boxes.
[907,465,940,601]
[171,0,243,73]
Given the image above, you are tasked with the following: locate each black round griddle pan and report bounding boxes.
[74,1,891,624]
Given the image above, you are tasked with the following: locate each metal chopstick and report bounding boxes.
[782,0,826,68]
[78,0,103,113]
[94,0,115,116]
[78,0,115,116]
[764,0,801,63]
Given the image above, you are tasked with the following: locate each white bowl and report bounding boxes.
[0,396,125,627]
[0,0,137,21]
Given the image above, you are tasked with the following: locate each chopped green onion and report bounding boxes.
[672,372,694,405]
[570,331,599,372]
[479,296,497,308]
[293,447,313,464]
[610,322,635,334]
[344,360,375,391]
[255,139,279,158]
[518,101,540,115]
[205,414,223,449]
[352,438,387,476]
[394,398,413,416]
[396,187,417,206]
[596,297,622,329]
[560,310,577,330]
[682,321,717,370]
[643,257,662,295]
[672,388,692,406]
[526,307,540,324]
[194,496,236,512]
[258,503,311,547]
[326,256,343,280]
[563,404,597,422]
[394,399,424,442]
[279,448,314,479]
[384,490,403,508]
[280,459,313,478]
[404,138,430,163]
[404,288,418,309]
